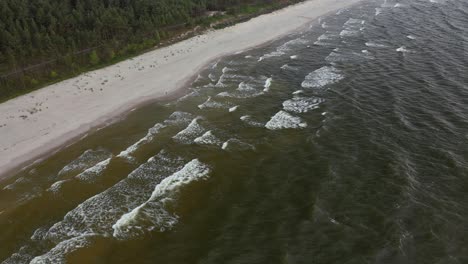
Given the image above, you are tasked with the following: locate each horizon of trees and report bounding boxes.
[0,0,298,101]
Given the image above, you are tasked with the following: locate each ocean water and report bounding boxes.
[2,0,468,263]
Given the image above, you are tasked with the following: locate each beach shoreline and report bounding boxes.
[0,0,362,181]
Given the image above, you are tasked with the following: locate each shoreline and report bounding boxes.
[0,0,363,181]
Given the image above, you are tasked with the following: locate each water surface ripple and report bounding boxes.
[1,0,468,263]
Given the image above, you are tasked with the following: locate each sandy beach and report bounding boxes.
[0,0,361,180]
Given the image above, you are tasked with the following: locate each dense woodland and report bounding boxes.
[0,0,299,101]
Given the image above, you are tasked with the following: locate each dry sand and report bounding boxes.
[0,0,362,179]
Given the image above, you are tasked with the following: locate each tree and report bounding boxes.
[89,50,100,65]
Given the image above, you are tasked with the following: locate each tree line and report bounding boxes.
[0,0,298,101]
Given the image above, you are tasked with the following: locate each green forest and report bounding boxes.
[0,0,300,101]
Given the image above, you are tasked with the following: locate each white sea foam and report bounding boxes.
[198,96,232,110]
[172,117,206,144]
[211,60,219,69]
[30,236,91,264]
[265,111,307,130]
[216,81,264,98]
[47,180,70,194]
[301,66,344,89]
[2,246,34,264]
[318,33,333,41]
[396,46,410,53]
[339,29,358,37]
[260,38,309,60]
[112,159,210,239]
[240,115,264,127]
[194,131,223,146]
[237,82,255,91]
[75,158,111,182]
[31,227,49,241]
[216,73,248,87]
[314,33,337,46]
[164,111,195,126]
[58,149,111,177]
[375,7,382,15]
[365,41,388,48]
[344,18,365,26]
[118,123,167,159]
[282,97,324,113]
[263,77,273,92]
[221,139,255,151]
[208,73,217,82]
[339,18,365,38]
[229,105,239,112]
[38,150,185,247]
[325,50,346,63]
[292,90,304,95]
[174,90,201,103]
[3,177,31,191]
[222,67,231,74]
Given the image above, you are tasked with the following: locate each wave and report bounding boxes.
[396,46,411,53]
[263,77,273,92]
[375,7,382,15]
[365,41,389,48]
[314,32,338,46]
[30,236,91,264]
[112,159,211,239]
[240,115,265,127]
[280,64,299,71]
[74,158,111,182]
[164,111,196,126]
[31,150,185,259]
[340,18,365,37]
[265,111,307,130]
[194,131,223,146]
[259,38,309,60]
[46,179,70,194]
[216,73,247,87]
[117,123,167,160]
[216,81,264,99]
[172,117,206,144]
[119,112,196,159]
[1,246,34,264]
[198,96,232,110]
[208,73,217,82]
[2,176,31,191]
[292,90,304,95]
[58,149,111,177]
[221,139,255,151]
[283,96,324,113]
[325,49,346,63]
[228,105,239,113]
[301,66,344,89]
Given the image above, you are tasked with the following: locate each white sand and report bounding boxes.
[0,0,361,179]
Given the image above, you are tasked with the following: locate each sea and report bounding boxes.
[1,0,468,263]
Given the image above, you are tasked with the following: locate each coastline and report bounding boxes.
[0,0,362,181]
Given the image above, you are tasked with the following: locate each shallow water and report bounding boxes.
[2,0,468,263]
